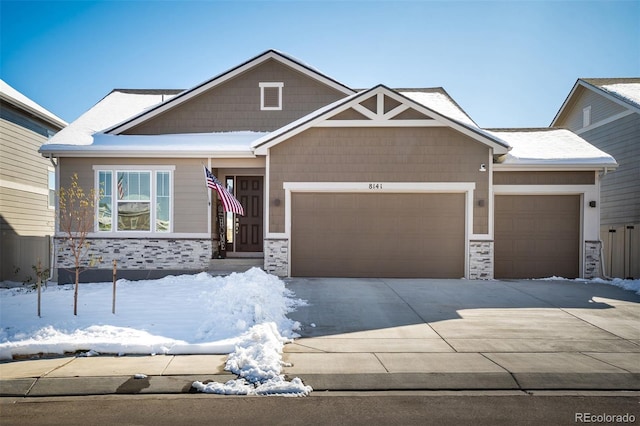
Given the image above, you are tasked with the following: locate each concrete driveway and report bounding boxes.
[282,278,640,391]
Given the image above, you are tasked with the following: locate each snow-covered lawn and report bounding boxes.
[0,268,312,396]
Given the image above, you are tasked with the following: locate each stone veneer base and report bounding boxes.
[54,237,211,283]
[469,240,494,280]
[264,238,289,277]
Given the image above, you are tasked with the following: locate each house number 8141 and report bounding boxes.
[368,183,383,190]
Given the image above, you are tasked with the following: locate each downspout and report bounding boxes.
[48,155,58,282]
[598,167,612,280]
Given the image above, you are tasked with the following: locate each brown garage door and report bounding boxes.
[291,193,465,278]
[495,195,580,279]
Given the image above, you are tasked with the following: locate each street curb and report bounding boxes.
[2,372,639,397]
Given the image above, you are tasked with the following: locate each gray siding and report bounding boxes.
[269,127,491,234]
[0,117,57,281]
[59,157,208,233]
[558,86,628,131]
[125,59,347,134]
[582,112,640,225]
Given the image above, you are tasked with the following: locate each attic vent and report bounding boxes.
[260,82,284,111]
[583,105,591,127]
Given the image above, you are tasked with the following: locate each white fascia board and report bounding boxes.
[40,148,257,158]
[551,80,581,126]
[493,163,618,172]
[107,51,355,135]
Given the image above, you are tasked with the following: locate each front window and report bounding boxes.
[96,167,172,233]
[117,171,151,231]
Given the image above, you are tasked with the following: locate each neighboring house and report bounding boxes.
[40,50,617,283]
[552,78,639,279]
[0,80,67,282]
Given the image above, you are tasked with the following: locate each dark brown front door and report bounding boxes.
[236,176,263,252]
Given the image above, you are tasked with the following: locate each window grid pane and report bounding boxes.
[98,171,112,231]
[156,171,170,232]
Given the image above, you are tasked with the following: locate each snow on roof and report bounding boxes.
[488,128,617,167]
[42,90,179,147]
[600,83,640,109]
[399,89,478,127]
[0,79,67,128]
[41,131,267,157]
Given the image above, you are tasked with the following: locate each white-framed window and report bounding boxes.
[583,105,591,128]
[259,82,284,110]
[95,166,174,233]
[47,168,55,209]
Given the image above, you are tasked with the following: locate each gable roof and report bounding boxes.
[105,50,356,135]
[551,78,640,126]
[252,84,510,155]
[40,89,181,152]
[398,88,478,127]
[0,79,67,129]
[489,128,617,169]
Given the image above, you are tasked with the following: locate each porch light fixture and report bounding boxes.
[589,201,597,208]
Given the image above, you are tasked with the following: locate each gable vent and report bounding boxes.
[260,82,284,110]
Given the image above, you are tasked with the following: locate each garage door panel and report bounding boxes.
[291,193,465,278]
[495,195,580,279]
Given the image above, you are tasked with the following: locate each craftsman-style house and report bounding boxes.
[41,50,617,282]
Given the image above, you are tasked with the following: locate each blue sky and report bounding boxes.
[1,0,638,128]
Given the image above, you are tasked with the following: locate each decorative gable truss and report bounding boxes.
[253,85,510,155]
[321,90,437,127]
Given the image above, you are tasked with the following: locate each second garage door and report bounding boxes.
[495,195,580,279]
[291,193,465,278]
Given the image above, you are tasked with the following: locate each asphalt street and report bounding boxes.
[2,392,639,426]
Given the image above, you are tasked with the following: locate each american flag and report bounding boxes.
[117,175,125,199]
[203,166,245,216]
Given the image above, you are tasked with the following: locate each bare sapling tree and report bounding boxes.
[58,173,100,315]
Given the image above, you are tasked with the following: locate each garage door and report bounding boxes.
[495,195,580,279]
[291,193,465,278]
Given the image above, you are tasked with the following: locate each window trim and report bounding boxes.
[93,165,174,235]
[259,82,284,111]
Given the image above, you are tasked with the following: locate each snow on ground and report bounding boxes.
[537,276,640,295]
[0,268,312,396]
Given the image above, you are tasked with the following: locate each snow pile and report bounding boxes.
[0,268,307,360]
[537,276,640,295]
[192,322,313,397]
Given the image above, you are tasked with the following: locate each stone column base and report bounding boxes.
[469,240,493,280]
[264,238,288,276]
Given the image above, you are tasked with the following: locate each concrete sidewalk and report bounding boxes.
[1,278,639,396]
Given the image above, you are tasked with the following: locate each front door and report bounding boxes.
[235,176,263,252]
